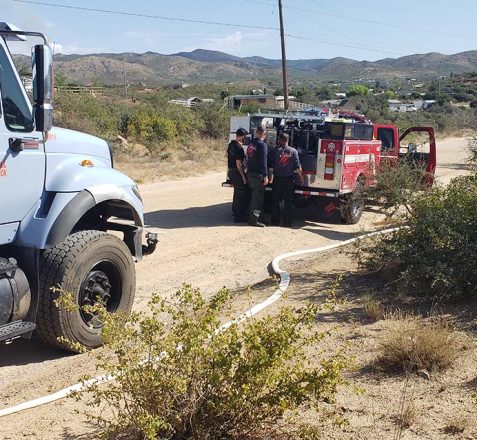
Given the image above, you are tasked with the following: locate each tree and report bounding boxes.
[347,84,369,97]
[315,86,333,100]
[55,71,67,87]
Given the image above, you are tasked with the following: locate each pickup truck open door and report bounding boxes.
[399,126,436,185]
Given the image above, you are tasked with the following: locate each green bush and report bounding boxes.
[74,285,347,440]
[194,102,233,139]
[55,93,120,140]
[365,158,429,217]
[360,175,477,298]
[55,93,234,155]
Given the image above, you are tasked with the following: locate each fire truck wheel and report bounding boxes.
[341,181,365,224]
[36,230,135,352]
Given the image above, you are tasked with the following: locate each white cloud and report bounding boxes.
[51,42,108,55]
[204,31,243,52]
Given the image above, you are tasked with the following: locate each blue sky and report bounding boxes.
[2,0,477,61]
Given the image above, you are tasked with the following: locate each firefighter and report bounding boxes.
[246,125,269,227]
[270,132,304,227]
[227,128,249,223]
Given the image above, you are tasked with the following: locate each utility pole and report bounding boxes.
[278,0,289,111]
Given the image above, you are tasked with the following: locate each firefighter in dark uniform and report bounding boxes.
[227,128,249,223]
[246,125,269,227]
[270,133,304,227]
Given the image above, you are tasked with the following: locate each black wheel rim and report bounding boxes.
[79,260,122,328]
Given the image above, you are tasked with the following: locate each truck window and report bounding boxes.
[0,45,34,132]
[376,127,395,151]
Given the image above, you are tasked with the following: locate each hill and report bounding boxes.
[46,49,477,86]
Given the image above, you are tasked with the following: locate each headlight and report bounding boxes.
[131,185,142,203]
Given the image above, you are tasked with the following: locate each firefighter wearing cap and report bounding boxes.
[227,128,249,222]
[246,125,269,227]
[270,133,304,227]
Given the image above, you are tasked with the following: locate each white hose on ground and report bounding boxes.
[0,227,400,418]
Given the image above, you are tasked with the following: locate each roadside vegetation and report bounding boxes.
[51,75,477,437]
[359,172,477,298]
[68,285,349,440]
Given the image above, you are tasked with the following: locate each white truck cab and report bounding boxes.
[0,23,157,351]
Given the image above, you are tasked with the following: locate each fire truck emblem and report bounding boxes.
[279,153,290,166]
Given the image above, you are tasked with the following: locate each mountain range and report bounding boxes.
[25,48,477,86]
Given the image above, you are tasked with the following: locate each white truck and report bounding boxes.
[0,23,157,352]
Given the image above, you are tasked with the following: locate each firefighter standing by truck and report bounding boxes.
[227,128,249,223]
[246,125,269,227]
[270,133,304,227]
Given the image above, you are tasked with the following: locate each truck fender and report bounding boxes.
[16,186,143,255]
[45,155,133,193]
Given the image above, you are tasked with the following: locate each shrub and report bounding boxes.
[74,285,348,440]
[193,102,232,139]
[444,415,471,434]
[55,93,120,140]
[362,294,384,321]
[365,158,429,218]
[378,315,460,373]
[359,174,477,298]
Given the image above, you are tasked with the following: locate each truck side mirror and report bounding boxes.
[32,44,53,133]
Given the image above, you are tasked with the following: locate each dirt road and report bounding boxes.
[0,136,470,439]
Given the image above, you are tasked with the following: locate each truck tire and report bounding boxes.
[340,181,365,224]
[36,230,135,352]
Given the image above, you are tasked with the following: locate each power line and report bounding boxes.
[5,0,420,58]
[285,7,411,56]
[285,0,477,42]
[287,34,405,56]
[9,0,280,31]
[299,0,429,54]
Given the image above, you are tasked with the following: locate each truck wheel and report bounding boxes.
[36,230,135,352]
[340,182,365,224]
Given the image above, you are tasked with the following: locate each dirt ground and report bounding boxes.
[281,251,477,440]
[0,136,472,439]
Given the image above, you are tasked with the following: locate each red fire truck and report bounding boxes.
[223,113,436,224]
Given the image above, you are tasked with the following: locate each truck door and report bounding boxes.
[0,40,45,224]
[399,126,436,185]
[374,124,399,166]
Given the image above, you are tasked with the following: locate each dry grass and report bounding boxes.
[443,415,472,434]
[396,400,417,431]
[362,294,384,321]
[377,315,461,373]
[114,138,225,183]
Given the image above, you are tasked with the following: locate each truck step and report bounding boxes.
[0,320,36,343]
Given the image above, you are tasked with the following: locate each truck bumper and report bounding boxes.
[222,181,341,198]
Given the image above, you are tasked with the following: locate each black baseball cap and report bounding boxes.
[236,128,248,136]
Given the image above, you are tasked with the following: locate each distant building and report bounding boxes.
[389,100,418,112]
[21,77,33,93]
[169,97,215,108]
[227,94,278,110]
[227,94,309,111]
